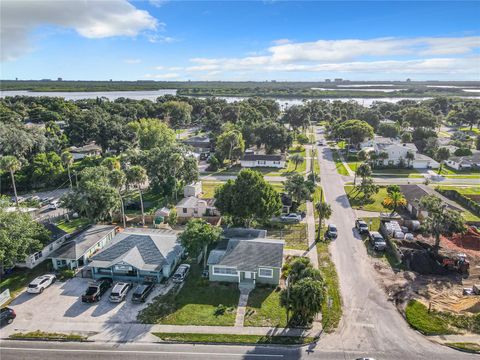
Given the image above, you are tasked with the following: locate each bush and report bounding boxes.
[59,269,75,280]
[405,300,454,335]
[214,304,227,316]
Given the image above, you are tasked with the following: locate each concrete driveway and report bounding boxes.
[7,277,169,330]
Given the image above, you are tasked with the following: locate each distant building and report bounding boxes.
[334,78,343,83]
[325,79,331,83]
[69,142,102,161]
[57,77,63,81]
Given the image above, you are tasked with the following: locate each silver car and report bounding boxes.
[172,264,191,283]
[109,282,132,302]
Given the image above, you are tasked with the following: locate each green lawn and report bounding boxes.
[371,168,422,178]
[267,223,309,251]
[0,261,52,300]
[9,331,87,342]
[55,218,90,233]
[405,300,456,335]
[244,287,287,327]
[138,265,239,326]
[152,332,315,345]
[201,181,284,199]
[331,150,350,176]
[347,161,361,172]
[436,186,480,195]
[317,240,342,333]
[436,166,480,178]
[344,186,389,212]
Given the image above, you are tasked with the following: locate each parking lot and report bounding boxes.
[8,277,171,327]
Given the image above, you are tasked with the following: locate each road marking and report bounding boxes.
[0,347,284,358]
[353,322,375,328]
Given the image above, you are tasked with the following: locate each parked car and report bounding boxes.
[109,282,132,303]
[368,231,387,251]
[173,264,191,283]
[326,224,338,239]
[355,219,369,234]
[27,274,56,294]
[40,196,53,205]
[132,282,155,303]
[81,278,112,303]
[48,200,60,210]
[317,140,325,146]
[0,307,16,327]
[280,213,302,223]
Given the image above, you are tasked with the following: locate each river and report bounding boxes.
[1,89,479,108]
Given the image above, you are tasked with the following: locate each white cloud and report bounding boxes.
[184,36,480,78]
[272,38,291,45]
[148,34,177,43]
[149,0,168,8]
[1,0,158,61]
[124,58,141,64]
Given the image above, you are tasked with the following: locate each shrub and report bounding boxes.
[214,304,227,316]
[59,269,75,280]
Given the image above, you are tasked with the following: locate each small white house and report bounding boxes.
[446,154,480,170]
[184,182,202,197]
[176,196,219,220]
[69,142,102,161]
[240,154,286,168]
[375,142,439,169]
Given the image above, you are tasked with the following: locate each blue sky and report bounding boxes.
[1,0,479,81]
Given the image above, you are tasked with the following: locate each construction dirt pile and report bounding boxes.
[448,226,480,252]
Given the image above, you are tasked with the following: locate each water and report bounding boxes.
[1,89,479,108]
[0,89,177,101]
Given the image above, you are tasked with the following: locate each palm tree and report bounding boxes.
[126,165,148,226]
[382,190,406,216]
[169,153,184,200]
[377,151,389,167]
[354,150,370,186]
[0,155,21,207]
[406,151,415,168]
[355,163,372,187]
[61,151,74,189]
[289,154,304,171]
[315,201,332,241]
[435,147,450,175]
[109,169,127,228]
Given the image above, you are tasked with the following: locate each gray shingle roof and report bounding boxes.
[399,185,463,212]
[89,228,183,272]
[49,225,116,260]
[241,154,285,161]
[208,238,284,271]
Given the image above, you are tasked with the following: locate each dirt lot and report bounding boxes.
[7,277,172,329]
[371,228,480,315]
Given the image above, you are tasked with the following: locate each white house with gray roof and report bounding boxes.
[207,229,284,288]
[88,228,183,283]
[49,225,117,270]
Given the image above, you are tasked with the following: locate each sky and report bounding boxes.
[1,0,479,81]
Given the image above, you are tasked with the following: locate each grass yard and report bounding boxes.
[344,186,389,212]
[347,161,361,172]
[436,166,480,178]
[405,300,456,335]
[267,223,309,251]
[435,186,480,195]
[317,240,342,333]
[0,261,52,300]
[200,181,225,198]
[445,342,480,354]
[9,331,87,342]
[331,150,350,176]
[55,218,90,233]
[138,265,239,326]
[152,332,315,345]
[371,168,422,178]
[244,286,287,327]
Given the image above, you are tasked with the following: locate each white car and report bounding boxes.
[280,213,302,223]
[48,200,60,210]
[27,274,56,294]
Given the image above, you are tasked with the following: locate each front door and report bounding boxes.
[244,271,252,279]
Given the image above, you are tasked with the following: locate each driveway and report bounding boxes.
[4,277,170,335]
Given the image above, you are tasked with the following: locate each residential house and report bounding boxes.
[446,153,480,170]
[376,142,438,169]
[240,153,286,168]
[89,228,183,283]
[69,142,102,161]
[182,136,212,157]
[207,228,284,288]
[175,196,219,221]
[16,223,70,269]
[49,225,117,270]
[399,185,464,219]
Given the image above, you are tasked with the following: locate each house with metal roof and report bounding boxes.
[240,152,286,168]
[49,225,117,270]
[207,229,284,288]
[88,228,184,283]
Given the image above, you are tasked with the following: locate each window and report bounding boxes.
[258,160,266,165]
[273,161,280,164]
[34,251,43,260]
[213,266,237,276]
[258,268,273,278]
[183,208,187,214]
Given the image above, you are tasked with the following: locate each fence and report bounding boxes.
[436,189,480,218]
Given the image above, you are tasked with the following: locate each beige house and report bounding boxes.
[176,196,219,220]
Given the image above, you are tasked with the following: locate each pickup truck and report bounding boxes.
[81,278,112,303]
[368,231,387,251]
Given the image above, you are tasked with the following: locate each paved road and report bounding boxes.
[313,127,474,359]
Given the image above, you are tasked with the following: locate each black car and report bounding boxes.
[81,278,112,303]
[0,307,16,327]
[132,282,155,303]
